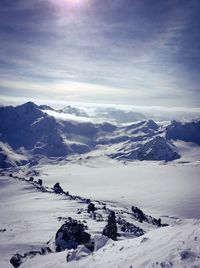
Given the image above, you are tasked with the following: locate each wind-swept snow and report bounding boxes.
[33,159,200,219]
[0,173,165,267]
[21,219,200,268]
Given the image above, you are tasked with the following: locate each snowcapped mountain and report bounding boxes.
[57,105,89,117]
[0,102,97,167]
[166,120,200,145]
[0,102,199,168]
[110,136,180,161]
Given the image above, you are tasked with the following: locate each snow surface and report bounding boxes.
[1,102,200,268]
[1,169,200,268]
[1,157,200,267]
[32,159,200,219]
[20,219,200,268]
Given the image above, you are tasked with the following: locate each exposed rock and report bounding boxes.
[29,177,34,182]
[103,211,118,240]
[10,254,24,268]
[131,206,147,223]
[79,231,91,244]
[87,202,96,213]
[131,206,165,227]
[10,247,52,268]
[86,199,91,204]
[179,249,197,261]
[118,218,145,236]
[55,217,91,252]
[37,179,43,186]
[53,182,63,194]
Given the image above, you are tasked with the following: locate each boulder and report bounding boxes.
[103,211,118,240]
[86,198,91,204]
[87,203,96,213]
[10,253,24,268]
[55,217,91,252]
[37,179,43,186]
[53,182,63,194]
[78,231,91,244]
[131,206,147,223]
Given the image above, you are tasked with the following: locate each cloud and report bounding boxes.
[45,110,93,123]
[0,0,200,108]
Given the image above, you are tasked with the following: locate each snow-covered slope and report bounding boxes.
[1,173,200,268]
[110,136,180,161]
[0,172,165,267]
[0,142,28,168]
[22,219,200,268]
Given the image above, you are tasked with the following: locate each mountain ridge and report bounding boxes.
[0,102,199,168]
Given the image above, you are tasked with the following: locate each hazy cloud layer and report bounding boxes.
[0,0,200,107]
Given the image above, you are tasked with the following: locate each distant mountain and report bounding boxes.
[94,107,145,123]
[110,136,180,161]
[57,105,88,117]
[0,102,98,167]
[98,120,160,145]
[166,120,200,145]
[39,104,55,111]
[0,102,199,167]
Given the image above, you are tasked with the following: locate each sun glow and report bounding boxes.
[64,0,89,8]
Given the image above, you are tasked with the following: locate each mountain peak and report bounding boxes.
[19,101,37,108]
[146,120,159,130]
[16,101,39,112]
[58,105,88,117]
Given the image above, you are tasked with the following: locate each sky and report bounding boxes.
[0,0,200,110]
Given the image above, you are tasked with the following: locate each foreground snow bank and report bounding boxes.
[21,219,200,268]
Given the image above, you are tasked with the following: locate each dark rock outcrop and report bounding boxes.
[10,247,52,268]
[37,179,43,186]
[103,211,118,240]
[117,218,145,236]
[55,217,91,252]
[29,177,34,182]
[53,182,63,194]
[131,206,166,227]
[87,203,96,213]
[10,254,24,268]
[131,206,147,223]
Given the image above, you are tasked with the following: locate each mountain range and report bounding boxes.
[0,102,199,168]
